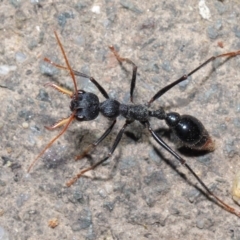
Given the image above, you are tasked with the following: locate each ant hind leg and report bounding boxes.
[148,49,240,105]
[144,120,240,217]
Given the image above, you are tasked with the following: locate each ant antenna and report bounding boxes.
[27,114,75,172]
[53,31,78,95]
[28,31,77,172]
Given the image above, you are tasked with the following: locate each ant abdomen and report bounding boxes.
[165,112,215,151]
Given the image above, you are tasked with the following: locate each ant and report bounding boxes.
[28,31,240,217]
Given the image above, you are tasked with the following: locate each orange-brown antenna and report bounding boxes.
[53,31,78,95]
[44,57,70,71]
[28,32,78,172]
[28,114,75,172]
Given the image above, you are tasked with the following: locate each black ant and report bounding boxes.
[28,31,240,217]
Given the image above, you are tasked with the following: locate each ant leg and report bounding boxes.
[66,120,132,187]
[28,112,75,172]
[148,49,240,105]
[44,58,109,99]
[109,46,137,103]
[72,70,109,99]
[75,120,117,160]
[144,120,240,217]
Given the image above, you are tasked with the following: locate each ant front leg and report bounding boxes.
[144,120,240,217]
[75,120,117,160]
[66,120,132,187]
[109,46,137,103]
[43,59,109,99]
[71,70,109,99]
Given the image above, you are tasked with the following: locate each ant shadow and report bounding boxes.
[40,115,227,214]
[151,145,217,208]
[73,126,219,211]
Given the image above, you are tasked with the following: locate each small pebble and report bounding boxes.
[15,9,27,29]
[120,0,143,14]
[199,0,211,20]
[22,122,29,129]
[30,0,40,3]
[98,189,107,199]
[6,148,12,154]
[10,0,21,8]
[0,65,17,75]
[48,218,59,228]
[207,26,219,39]
[16,193,30,207]
[91,5,100,14]
[196,216,213,229]
[15,52,27,63]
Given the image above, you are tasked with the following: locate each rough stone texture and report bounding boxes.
[0,0,240,239]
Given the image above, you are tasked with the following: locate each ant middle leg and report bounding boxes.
[75,120,117,160]
[109,46,137,103]
[148,49,240,105]
[66,120,132,187]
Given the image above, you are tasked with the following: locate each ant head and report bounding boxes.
[70,90,100,121]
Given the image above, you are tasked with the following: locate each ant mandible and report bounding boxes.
[28,31,240,217]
